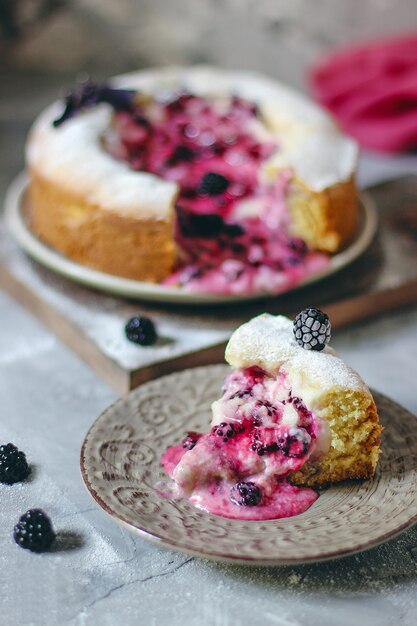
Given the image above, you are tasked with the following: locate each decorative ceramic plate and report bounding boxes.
[80,364,417,565]
[5,173,377,305]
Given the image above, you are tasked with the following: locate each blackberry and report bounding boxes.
[222,223,245,238]
[212,422,241,442]
[293,308,331,351]
[182,432,201,450]
[288,238,307,255]
[13,509,56,553]
[198,172,230,196]
[230,481,262,507]
[125,316,157,346]
[168,145,196,165]
[0,443,30,485]
[53,80,135,127]
[277,427,311,458]
[177,210,224,238]
[251,430,279,456]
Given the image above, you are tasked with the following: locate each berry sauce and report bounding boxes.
[104,91,329,295]
[161,367,329,520]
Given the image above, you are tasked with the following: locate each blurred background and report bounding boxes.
[1,0,417,193]
[1,0,416,86]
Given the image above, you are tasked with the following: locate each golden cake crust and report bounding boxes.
[29,170,176,282]
[288,174,358,253]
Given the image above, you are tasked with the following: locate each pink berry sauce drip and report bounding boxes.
[105,91,329,294]
[161,367,326,521]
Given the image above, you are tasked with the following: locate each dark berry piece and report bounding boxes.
[53,79,135,127]
[182,432,201,450]
[288,396,312,425]
[251,429,279,456]
[13,509,56,553]
[133,115,151,128]
[230,481,262,507]
[293,308,331,351]
[212,422,242,442]
[251,441,279,456]
[177,210,224,238]
[176,207,244,240]
[0,443,30,485]
[198,172,230,196]
[256,400,277,417]
[288,238,308,255]
[284,256,301,267]
[223,223,245,238]
[228,389,253,400]
[125,316,157,346]
[168,145,196,165]
[277,427,311,458]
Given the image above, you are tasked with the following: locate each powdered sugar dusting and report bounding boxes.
[27,105,178,219]
[226,314,369,396]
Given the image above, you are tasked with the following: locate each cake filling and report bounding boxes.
[103,90,329,294]
[161,366,329,520]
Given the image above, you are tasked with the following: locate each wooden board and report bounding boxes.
[1,176,417,394]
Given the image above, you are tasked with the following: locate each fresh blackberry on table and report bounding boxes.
[230,481,263,507]
[125,316,157,346]
[0,443,31,485]
[293,308,331,351]
[198,172,230,196]
[13,509,56,553]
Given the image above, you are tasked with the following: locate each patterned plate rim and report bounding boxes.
[80,364,417,565]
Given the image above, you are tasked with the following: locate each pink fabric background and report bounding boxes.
[309,34,417,153]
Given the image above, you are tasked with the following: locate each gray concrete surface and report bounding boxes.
[1,63,417,626]
[1,289,417,626]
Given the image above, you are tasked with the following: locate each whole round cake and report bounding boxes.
[26,66,359,295]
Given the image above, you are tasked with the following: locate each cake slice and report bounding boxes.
[223,312,381,487]
[162,310,381,520]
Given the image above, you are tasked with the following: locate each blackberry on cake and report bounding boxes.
[293,307,331,351]
[198,172,230,196]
